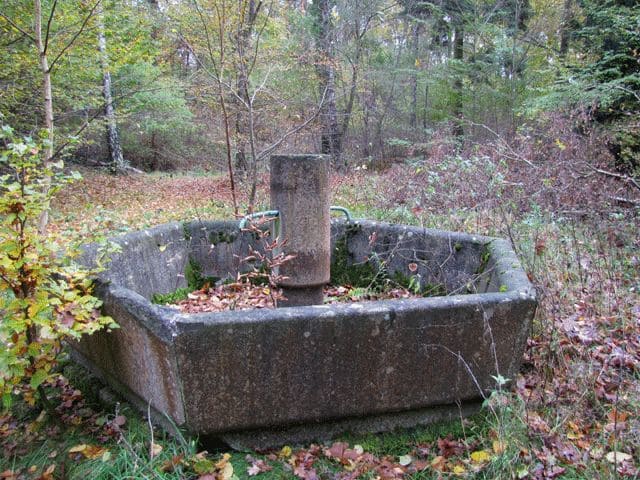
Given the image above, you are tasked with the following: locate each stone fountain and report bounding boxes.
[74,155,536,448]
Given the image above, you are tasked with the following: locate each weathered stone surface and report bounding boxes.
[74,219,536,447]
[270,154,330,306]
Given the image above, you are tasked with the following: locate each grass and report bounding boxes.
[2,159,639,478]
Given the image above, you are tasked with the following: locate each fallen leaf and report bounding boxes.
[431,455,446,472]
[452,463,466,474]
[470,450,491,463]
[606,451,633,464]
[83,445,108,460]
[150,442,163,458]
[36,464,55,480]
[398,454,412,466]
[279,446,292,458]
[160,454,184,473]
[113,415,127,426]
[69,444,87,454]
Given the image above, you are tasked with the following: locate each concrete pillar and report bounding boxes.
[270,154,330,307]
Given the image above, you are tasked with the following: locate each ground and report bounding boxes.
[1,152,639,479]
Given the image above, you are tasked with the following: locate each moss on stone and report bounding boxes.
[330,226,384,290]
[185,257,219,290]
[209,230,237,245]
[152,287,191,304]
[182,222,192,241]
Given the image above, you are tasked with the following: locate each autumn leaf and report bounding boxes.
[470,450,491,463]
[279,446,292,458]
[605,451,633,464]
[68,444,108,460]
[160,454,185,473]
[431,455,446,472]
[69,444,87,454]
[150,442,163,458]
[34,464,55,480]
[247,455,273,477]
[113,415,127,426]
[492,440,506,454]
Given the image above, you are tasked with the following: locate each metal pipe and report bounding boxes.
[330,206,353,222]
[238,210,280,230]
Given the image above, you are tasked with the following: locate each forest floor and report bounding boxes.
[1,147,639,479]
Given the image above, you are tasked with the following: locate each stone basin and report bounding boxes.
[74,219,536,447]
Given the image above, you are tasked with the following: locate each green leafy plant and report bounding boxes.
[0,125,117,411]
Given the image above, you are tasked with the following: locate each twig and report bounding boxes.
[608,195,640,207]
[586,164,640,192]
[112,404,164,480]
[147,401,155,460]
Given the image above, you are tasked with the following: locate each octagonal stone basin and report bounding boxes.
[74,219,536,447]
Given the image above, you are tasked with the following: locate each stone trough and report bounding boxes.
[74,156,536,448]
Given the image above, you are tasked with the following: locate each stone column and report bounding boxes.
[270,154,330,307]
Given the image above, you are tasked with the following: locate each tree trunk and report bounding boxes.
[409,22,420,130]
[35,0,53,234]
[559,0,572,58]
[312,0,342,168]
[97,5,126,175]
[452,23,464,139]
[422,82,429,130]
[234,0,259,177]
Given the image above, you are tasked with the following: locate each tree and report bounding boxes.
[0,125,118,412]
[97,1,126,174]
[310,0,342,166]
[0,0,101,230]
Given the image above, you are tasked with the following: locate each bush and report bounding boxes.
[0,125,117,410]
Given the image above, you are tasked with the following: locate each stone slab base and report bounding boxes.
[219,402,483,450]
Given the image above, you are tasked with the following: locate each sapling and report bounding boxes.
[0,126,117,413]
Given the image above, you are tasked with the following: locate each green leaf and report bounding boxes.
[30,369,49,389]
[2,392,12,410]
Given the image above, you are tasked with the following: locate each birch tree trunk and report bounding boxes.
[97,4,126,174]
[35,0,53,233]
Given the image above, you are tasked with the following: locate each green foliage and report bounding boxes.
[0,126,117,409]
[151,287,191,305]
[531,0,640,171]
[114,62,201,171]
[0,0,103,134]
[184,258,219,291]
[331,228,447,297]
[330,227,384,290]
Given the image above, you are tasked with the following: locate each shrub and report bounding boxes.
[0,125,117,410]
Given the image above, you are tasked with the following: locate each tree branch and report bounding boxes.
[0,12,35,43]
[256,86,328,161]
[43,0,58,55]
[47,0,101,73]
[586,164,640,192]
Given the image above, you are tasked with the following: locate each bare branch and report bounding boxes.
[256,86,328,161]
[192,0,220,76]
[464,119,538,168]
[586,164,640,192]
[43,0,58,55]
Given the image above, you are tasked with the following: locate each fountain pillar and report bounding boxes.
[270,154,330,307]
